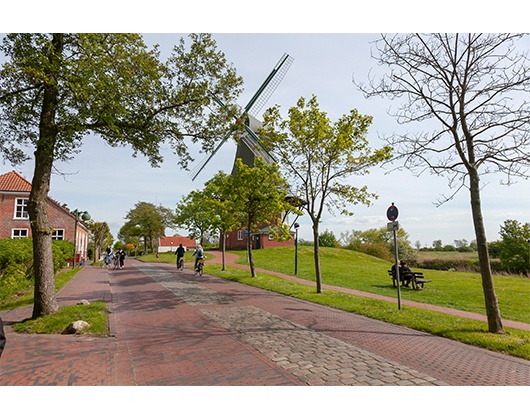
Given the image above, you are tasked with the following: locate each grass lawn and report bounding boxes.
[229,246,530,325]
[1,267,109,336]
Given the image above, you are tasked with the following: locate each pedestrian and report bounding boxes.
[0,315,6,358]
[193,245,204,270]
[118,248,126,269]
[175,244,185,269]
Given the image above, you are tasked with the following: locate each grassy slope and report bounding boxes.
[229,246,530,324]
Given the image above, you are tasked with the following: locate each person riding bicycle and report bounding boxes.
[175,244,185,269]
[193,245,204,271]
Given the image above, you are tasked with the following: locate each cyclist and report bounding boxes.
[175,244,185,269]
[193,245,204,271]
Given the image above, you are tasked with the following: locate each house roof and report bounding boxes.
[159,235,196,248]
[0,171,90,232]
[0,171,32,192]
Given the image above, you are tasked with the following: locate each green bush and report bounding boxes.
[0,238,75,303]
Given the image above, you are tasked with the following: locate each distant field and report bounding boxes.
[416,251,479,262]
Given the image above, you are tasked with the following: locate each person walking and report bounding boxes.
[118,248,126,269]
[0,316,6,358]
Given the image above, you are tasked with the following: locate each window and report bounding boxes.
[52,229,64,240]
[237,230,244,240]
[14,198,29,219]
[12,229,28,239]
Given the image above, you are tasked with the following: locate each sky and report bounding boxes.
[1,5,529,250]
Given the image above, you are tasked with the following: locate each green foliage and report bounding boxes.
[0,238,74,303]
[120,201,173,253]
[174,188,221,244]
[88,221,113,261]
[499,219,530,274]
[340,226,416,262]
[318,229,338,247]
[0,33,243,167]
[51,240,75,272]
[260,95,392,220]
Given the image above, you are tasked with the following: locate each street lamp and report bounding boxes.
[72,209,91,269]
[294,222,300,275]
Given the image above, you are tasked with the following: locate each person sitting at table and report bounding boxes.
[400,261,413,287]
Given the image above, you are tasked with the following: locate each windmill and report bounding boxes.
[189,53,294,181]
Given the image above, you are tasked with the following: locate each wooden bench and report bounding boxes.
[388,270,432,290]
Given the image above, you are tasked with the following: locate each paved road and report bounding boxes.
[1,258,529,386]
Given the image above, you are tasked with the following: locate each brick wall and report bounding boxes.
[224,229,295,250]
[0,192,89,258]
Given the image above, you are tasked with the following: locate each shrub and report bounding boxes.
[0,238,75,303]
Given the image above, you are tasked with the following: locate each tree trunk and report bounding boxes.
[247,232,256,278]
[29,149,58,318]
[29,34,64,318]
[312,223,322,293]
[220,230,226,271]
[469,170,504,333]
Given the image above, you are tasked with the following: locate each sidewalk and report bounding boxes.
[1,256,529,386]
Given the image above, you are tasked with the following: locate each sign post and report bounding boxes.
[387,203,402,310]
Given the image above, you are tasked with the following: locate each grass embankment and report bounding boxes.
[1,267,109,335]
[143,246,530,360]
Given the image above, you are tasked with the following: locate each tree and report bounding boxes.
[202,171,240,270]
[341,226,416,262]
[88,221,113,262]
[122,202,175,254]
[260,95,392,293]
[0,33,242,317]
[357,33,530,333]
[319,230,338,248]
[432,240,443,251]
[230,157,299,278]
[499,219,530,274]
[174,189,218,247]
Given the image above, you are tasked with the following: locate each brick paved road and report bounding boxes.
[1,259,529,387]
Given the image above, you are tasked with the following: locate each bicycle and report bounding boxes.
[195,258,204,276]
[100,254,112,269]
[177,258,184,271]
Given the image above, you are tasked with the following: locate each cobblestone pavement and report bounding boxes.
[1,259,529,387]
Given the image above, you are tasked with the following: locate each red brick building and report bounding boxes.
[224,225,295,250]
[0,171,90,261]
[157,235,197,253]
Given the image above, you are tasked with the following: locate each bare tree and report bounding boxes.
[356,33,530,333]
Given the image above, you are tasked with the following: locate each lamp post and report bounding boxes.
[294,222,300,275]
[527,239,530,275]
[72,209,91,269]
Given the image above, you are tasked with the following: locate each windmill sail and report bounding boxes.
[245,53,294,117]
[189,53,293,181]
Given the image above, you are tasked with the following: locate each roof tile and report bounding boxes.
[0,171,32,192]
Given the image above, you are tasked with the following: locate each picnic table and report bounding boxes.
[388,269,431,290]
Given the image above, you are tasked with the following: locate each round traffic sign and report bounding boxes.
[387,205,398,221]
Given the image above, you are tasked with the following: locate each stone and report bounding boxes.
[77,300,90,305]
[63,320,90,334]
